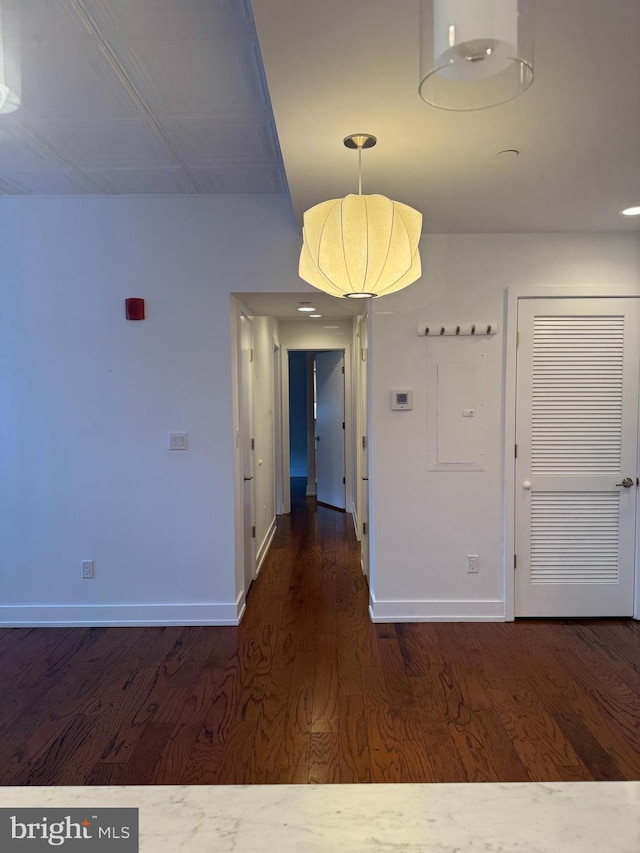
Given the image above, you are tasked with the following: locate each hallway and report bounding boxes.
[1,482,640,785]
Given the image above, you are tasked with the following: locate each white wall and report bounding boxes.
[3,201,637,628]
[0,196,304,626]
[368,233,640,622]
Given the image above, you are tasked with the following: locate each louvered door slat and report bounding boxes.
[531,316,623,475]
[531,490,619,584]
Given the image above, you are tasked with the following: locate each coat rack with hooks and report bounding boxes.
[417,323,498,337]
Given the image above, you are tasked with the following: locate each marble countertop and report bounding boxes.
[1,782,638,852]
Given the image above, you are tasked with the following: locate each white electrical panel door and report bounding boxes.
[515,298,640,617]
[437,362,477,463]
[426,338,487,471]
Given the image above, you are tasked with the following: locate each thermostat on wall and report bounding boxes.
[391,390,413,410]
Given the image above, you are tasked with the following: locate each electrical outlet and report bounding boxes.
[467,554,479,573]
[81,560,95,579]
[168,432,188,450]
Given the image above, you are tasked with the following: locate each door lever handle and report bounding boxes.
[615,477,634,488]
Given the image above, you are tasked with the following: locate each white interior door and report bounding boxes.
[515,298,640,617]
[315,350,346,510]
[239,313,256,592]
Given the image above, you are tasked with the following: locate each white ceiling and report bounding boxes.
[237,291,365,320]
[1,1,639,238]
[252,0,640,234]
[0,0,287,195]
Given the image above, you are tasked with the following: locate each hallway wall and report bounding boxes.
[2,194,638,627]
[0,196,305,625]
[368,232,640,621]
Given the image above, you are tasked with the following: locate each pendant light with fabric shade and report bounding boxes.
[299,135,423,299]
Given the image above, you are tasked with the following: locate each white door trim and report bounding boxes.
[273,338,283,516]
[504,285,640,621]
[280,346,354,516]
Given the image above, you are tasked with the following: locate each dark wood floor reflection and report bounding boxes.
[1,479,640,785]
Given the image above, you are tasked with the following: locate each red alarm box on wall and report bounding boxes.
[125,298,145,320]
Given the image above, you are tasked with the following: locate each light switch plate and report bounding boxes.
[168,432,188,450]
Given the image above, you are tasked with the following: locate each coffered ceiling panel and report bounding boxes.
[191,166,285,195]
[0,0,286,195]
[17,40,142,119]
[161,119,279,164]
[0,170,94,194]
[83,0,253,39]
[116,39,270,118]
[0,125,59,169]
[26,119,177,168]
[91,168,194,195]
[4,0,87,38]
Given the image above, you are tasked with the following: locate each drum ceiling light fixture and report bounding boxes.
[419,0,534,111]
[299,134,422,300]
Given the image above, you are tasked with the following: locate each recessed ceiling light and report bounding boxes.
[297,302,316,312]
[310,314,322,318]
[324,325,340,329]
[498,149,520,158]
[621,206,640,216]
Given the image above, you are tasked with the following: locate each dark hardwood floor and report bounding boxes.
[1,478,640,785]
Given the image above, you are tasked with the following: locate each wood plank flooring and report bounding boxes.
[1,479,640,785]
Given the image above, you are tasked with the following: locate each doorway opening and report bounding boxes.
[288,349,346,511]
[231,296,369,622]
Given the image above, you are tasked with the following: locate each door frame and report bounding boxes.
[273,337,283,516]
[231,298,256,616]
[504,284,640,621]
[355,315,370,577]
[279,346,354,517]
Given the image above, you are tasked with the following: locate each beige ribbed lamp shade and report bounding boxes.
[299,193,422,299]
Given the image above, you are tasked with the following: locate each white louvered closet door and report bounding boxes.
[515,298,640,617]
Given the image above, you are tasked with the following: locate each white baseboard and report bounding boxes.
[369,594,506,622]
[256,517,277,577]
[0,600,244,628]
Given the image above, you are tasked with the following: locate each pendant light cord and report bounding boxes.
[358,146,362,195]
